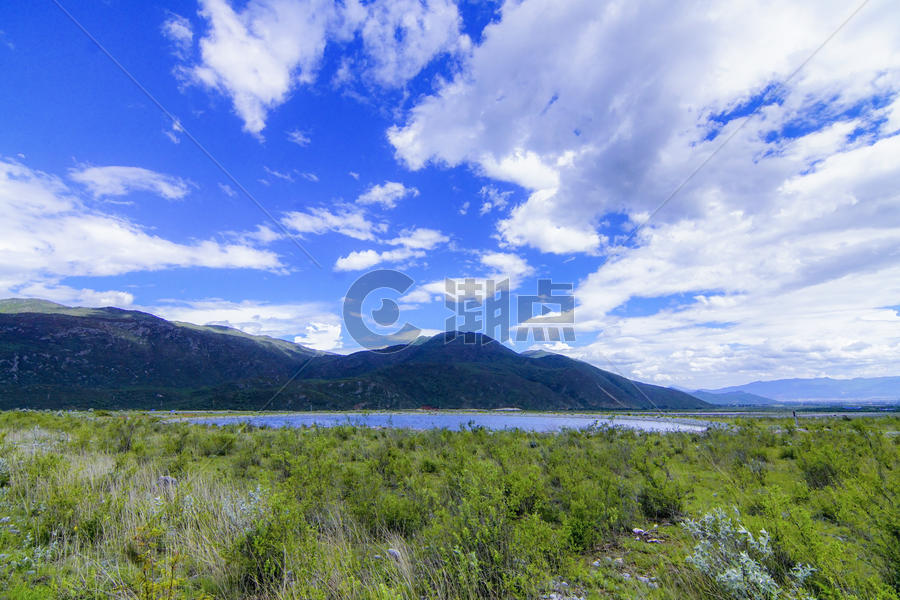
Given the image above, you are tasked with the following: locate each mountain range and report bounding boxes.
[0,299,707,411]
[701,377,900,404]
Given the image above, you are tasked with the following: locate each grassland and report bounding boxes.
[0,411,897,599]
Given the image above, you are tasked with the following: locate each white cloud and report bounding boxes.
[334,247,423,271]
[187,0,338,136]
[300,172,319,182]
[163,119,185,144]
[287,129,311,146]
[294,321,343,351]
[399,287,436,304]
[569,134,900,387]
[13,282,136,308]
[357,180,419,209]
[479,251,533,285]
[281,205,386,241]
[497,188,603,254]
[348,171,360,180]
[232,224,283,245]
[161,14,193,58]
[386,0,900,384]
[150,298,343,351]
[478,185,511,216]
[218,182,237,197]
[69,166,193,200]
[387,227,448,250]
[459,201,470,215]
[334,227,449,271]
[180,0,467,136]
[389,0,900,252]
[263,166,294,182]
[355,0,468,87]
[0,159,283,302]
[0,30,14,51]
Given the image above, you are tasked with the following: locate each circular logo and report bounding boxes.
[342,269,421,350]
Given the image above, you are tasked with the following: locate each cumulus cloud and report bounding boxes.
[150,298,343,351]
[334,247,424,271]
[187,0,337,136]
[0,158,283,303]
[357,181,419,209]
[386,0,900,385]
[69,165,193,200]
[354,0,468,87]
[281,205,386,241]
[334,226,449,271]
[294,321,343,351]
[178,0,467,136]
[389,0,900,251]
[479,251,533,283]
[567,134,900,387]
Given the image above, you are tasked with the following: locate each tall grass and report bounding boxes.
[0,411,897,599]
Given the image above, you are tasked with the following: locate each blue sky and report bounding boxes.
[1,0,899,388]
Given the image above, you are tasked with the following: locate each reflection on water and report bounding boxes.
[183,412,711,433]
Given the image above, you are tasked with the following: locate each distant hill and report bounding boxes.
[706,377,900,404]
[690,390,776,406]
[0,299,707,411]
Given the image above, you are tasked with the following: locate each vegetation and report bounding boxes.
[0,411,897,599]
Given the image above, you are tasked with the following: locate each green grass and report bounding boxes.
[0,411,896,599]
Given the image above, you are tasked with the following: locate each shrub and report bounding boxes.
[683,508,816,600]
[638,471,684,520]
[799,458,839,490]
[0,457,9,487]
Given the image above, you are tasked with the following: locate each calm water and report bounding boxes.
[183,412,712,433]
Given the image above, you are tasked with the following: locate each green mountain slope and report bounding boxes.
[0,301,708,410]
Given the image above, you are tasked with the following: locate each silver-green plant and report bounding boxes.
[682,508,816,600]
[0,457,9,487]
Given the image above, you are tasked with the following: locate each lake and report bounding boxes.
[182,412,713,433]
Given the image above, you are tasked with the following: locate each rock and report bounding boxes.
[157,475,178,488]
[632,528,645,535]
[374,554,382,560]
[387,548,401,561]
[637,576,650,584]
[0,517,9,524]
[622,573,632,580]
[591,559,602,568]
[613,558,625,568]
